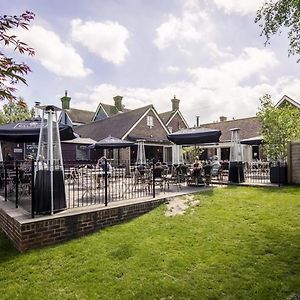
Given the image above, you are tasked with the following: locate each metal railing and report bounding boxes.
[63,160,153,210]
[0,159,156,218]
[0,159,284,218]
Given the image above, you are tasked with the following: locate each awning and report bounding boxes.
[0,119,77,143]
[88,136,134,149]
[240,136,263,145]
[167,127,221,145]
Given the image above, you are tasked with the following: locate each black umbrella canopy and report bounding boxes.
[0,119,77,143]
[167,127,221,145]
[240,136,263,145]
[89,136,134,149]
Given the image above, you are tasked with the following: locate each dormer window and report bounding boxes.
[147,116,154,128]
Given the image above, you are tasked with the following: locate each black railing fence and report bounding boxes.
[63,160,153,209]
[243,161,271,184]
[0,159,156,217]
[0,159,282,218]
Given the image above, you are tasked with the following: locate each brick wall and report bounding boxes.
[130,110,168,141]
[167,113,187,132]
[0,198,165,252]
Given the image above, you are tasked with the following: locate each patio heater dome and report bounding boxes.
[34,105,66,214]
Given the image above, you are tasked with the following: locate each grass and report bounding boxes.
[0,186,300,300]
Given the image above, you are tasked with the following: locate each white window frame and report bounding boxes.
[147,115,154,128]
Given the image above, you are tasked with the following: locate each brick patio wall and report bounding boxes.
[0,198,166,252]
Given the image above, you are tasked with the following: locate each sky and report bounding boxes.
[1,0,300,126]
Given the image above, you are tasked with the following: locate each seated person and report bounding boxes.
[137,164,146,176]
[203,161,212,185]
[153,162,164,178]
[96,156,112,173]
[211,156,221,177]
[192,156,203,182]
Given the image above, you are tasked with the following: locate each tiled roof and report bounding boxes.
[100,103,131,117]
[65,108,94,124]
[201,116,261,142]
[75,105,152,141]
[159,111,174,124]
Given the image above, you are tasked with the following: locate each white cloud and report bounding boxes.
[188,47,279,88]
[154,0,214,53]
[70,46,293,126]
[164,66,181,73]
[13,25,91,77]
[71,19,130,65]
[212,0,265,15]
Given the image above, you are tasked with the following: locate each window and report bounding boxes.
[147,116,153,128]
[76,145,89,160]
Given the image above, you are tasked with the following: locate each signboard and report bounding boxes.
[25,143,38,158]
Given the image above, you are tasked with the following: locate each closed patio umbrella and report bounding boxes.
[136,139,146,165]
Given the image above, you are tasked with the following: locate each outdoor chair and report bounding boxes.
[203,164,212,186]
[18,171,31,196]
[149,167,167,192]
[165,167,181,191]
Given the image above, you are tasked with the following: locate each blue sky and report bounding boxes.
[2,0,300,125]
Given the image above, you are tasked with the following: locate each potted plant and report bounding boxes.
[257,94,300,184]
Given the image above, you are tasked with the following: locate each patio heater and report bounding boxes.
[35,105,66,214]
[172,145,183,165]
[136,139,146,165]
[228,128,244,183]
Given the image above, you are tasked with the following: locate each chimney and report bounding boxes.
[61,90,71,110]
[219,116,227,122]
[34,101,40,118]
[114,95,123,111]
[171,95,180,111]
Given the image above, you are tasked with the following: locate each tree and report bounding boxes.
[256,94,300,162]
[0,97,33,124]
[0,11,35,101]
[255,1,300,61]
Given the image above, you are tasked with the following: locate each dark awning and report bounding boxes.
[240,136,263,145]
[0,119,77,143]
[88,136,134,149]
[167,127,221,145]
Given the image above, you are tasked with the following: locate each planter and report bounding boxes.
[270,165,287,184]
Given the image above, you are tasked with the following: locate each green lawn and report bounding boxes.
[0,186,300,300]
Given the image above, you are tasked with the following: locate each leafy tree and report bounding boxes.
[255,1,300,62]
[0,97,32,124]
[0,11,35,101]
[257,94,300,162]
